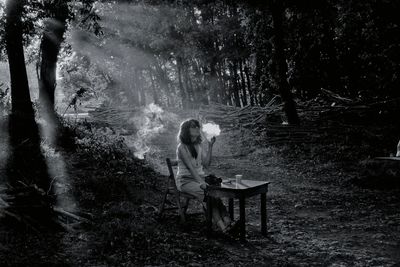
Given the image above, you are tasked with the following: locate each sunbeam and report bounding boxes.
[36,116,78,215]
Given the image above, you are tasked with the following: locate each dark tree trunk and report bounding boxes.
[239,60,248,106]
[192,60,209,106]
[230,62,241,107]
[38,2,69,121]
[5,0,34,117]
[5,1,56,227]
[216,63,229,105]
[244,62,254,106]
[209,61,220,103]
[154,60,172,106]
[259,92,265,107]
[162,72,173,108]
[166,83,174,107]
[177,57,188,109]
[149,68,160,105]
[217,62,231,106]
[270,1,300,125]
[223,76,232,106]
[188,67,197,106]
[183,66,195,108]
[253,52,263,106]
[319,3,341,92]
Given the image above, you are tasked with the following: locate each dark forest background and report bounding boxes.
[1,0,399,121]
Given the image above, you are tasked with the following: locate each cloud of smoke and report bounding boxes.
[202,122,221,141]
[124,103,179,159]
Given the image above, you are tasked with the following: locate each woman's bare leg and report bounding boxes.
[215,198,231,224]
[210,198,227,230]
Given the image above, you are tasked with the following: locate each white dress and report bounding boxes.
[175,143,206,201]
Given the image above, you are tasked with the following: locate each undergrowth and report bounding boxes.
[58,119,162,208]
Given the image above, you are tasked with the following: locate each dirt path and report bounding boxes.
[146,112,400,266]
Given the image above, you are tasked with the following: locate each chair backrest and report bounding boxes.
[166,158,178,180]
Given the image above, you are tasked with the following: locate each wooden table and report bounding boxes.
[205,179,270,240]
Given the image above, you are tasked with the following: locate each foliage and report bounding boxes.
[0,0,101,59]
[67,120,158,205]
[74,123,130,167]
[52,0,400,113]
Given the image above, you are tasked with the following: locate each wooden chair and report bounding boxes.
[158,158,197,224]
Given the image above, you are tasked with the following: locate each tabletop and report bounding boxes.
[206,179,270,198]
[220,179,269,189]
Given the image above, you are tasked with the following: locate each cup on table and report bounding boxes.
[235,174,243,184]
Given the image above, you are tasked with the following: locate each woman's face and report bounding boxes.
[189,122,201,138]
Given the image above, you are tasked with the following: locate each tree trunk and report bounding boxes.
[149,68,160,105]
[5,0,34,117]
[319,3,341,92]
[188,68,197,106]
[5,1,55,220]
[254,52,263,106]
[216,63,225,104]
[270,1,300,125]
[209,61,220,103]
[166,82,174,107]
[259,92,265,107]
[183,66,195,108]
[177,57,188,109]
[219,64,232,106]
[244,61,254,106]
[239,60,248,106]
[38,1,69,120]
[192,60,209,106]
[230,62,241,107]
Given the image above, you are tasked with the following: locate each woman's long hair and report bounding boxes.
[177,119,202,159]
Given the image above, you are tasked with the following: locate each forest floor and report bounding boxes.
[0,107,400,266]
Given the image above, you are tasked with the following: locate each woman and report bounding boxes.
[175,118,236,233]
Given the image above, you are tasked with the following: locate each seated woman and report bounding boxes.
[175,118,236,233]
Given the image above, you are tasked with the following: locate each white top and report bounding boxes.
[175,143,205,186]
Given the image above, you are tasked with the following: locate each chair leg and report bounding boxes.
[158,189,170,218]
[202,203,207,214]
[183,198,190,215]
[174,191,186,224]
[206,196,213,236]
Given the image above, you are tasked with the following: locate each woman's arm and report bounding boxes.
[202,137,215,169]
[178,144,206,186]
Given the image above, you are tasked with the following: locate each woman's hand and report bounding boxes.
[200,183,207,190]
[209,136,216,146]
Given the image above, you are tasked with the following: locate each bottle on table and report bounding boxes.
[396,140,400,157]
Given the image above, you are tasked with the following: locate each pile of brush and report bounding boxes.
[195,95,400,146]
[198,96,283,128]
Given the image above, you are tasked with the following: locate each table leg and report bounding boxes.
[229,198,234,220]
[239,196,246,240]
[206,196,213,236]
[261,193,267,236]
